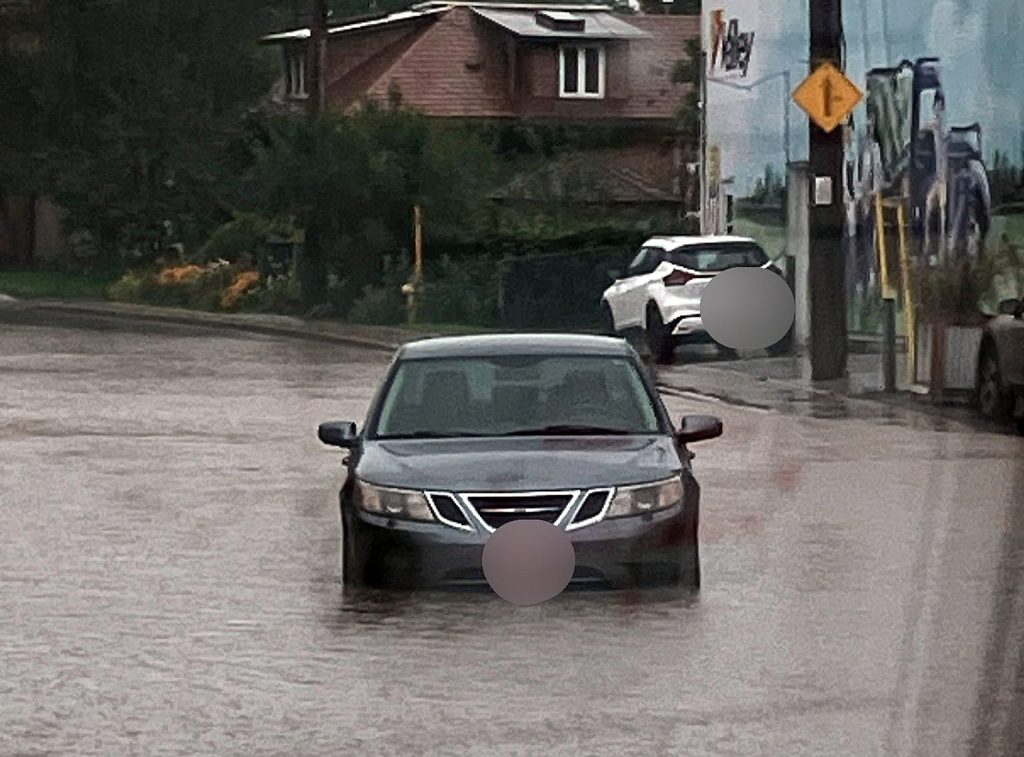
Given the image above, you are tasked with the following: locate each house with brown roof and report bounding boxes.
[260,2,699,225]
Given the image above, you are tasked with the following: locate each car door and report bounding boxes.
[604,247,665,330]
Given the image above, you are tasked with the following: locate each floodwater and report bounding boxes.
[1,305,1023,756]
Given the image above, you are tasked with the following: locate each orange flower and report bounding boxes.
[155,265,204,285]
[220,270,261,309]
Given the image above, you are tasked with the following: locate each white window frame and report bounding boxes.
[558,44,605,99]
[284,48,308,99]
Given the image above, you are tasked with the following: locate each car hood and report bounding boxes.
[356,436,682,491]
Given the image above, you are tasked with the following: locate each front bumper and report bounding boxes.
[344,489,699,590]
[667,312,714,341]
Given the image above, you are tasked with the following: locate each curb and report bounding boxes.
[24,301,417,353]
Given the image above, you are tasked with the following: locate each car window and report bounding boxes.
[667,243,769,272]
[625,248,664,277]
[372,355,662,438]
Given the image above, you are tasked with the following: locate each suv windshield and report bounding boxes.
[371,355,662,439]
[663,242,769,272]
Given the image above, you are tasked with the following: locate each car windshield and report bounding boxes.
[664,243,769,272]
[371,355,662,439]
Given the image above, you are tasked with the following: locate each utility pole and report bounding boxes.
[699,49,708,234]
[807,0,848,380]
[307,0,328,117]
[297,0,330,312]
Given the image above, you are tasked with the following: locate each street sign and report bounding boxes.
[709,9,755,77]
[792,62,863,134]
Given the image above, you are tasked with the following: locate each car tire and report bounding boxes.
[766,332,792,356]
[681,542,701,590]
[645,305,675,365]
[976,343,1014,421]
[341,518,367,588]
[630,547,699,590]
[716,344,740,361]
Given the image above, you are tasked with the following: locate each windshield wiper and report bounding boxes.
[501,424,634,436]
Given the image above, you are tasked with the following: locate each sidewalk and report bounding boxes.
[650,345,984,426]
[655,350,909,404]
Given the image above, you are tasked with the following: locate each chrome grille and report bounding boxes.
[462,492,575,531]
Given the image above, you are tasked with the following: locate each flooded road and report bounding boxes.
[2,307,1023,756]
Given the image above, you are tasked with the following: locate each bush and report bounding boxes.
[419,255,499,325]
[107,270,149,302]
[911,255,996,326]
[106,261,236,310]
[242,273,302,314]
[348,282,407,325]
[197,213,291,264]
[184,265,235,310]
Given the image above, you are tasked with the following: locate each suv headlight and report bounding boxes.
[605,477,684,518]
[356,480,435,522]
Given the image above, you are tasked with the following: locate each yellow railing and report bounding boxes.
[873,191,917,384]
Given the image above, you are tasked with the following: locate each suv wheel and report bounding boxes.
[645,306,675,364]
[977,343,1014,420]
[766,330,793,356]
[716,344,740,361]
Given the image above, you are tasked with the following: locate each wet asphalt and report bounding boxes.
[1,306,1023,756]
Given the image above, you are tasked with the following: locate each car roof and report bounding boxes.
[642,234,758,251]
[397,333,636,360]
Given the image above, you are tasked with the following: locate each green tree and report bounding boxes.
[246,102,497,312]
[672,37,701,142]
[750,164,786,205]
[0,0,291,270]
[672,36,701,227]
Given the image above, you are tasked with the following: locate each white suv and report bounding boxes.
[601,235,789,364]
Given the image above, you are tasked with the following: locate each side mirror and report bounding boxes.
[997,298,1022,317]
[606,268,621,281]
[318,421,359,448]
[677,414,723,444]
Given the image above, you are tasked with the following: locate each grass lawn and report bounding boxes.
[0,270,115,300]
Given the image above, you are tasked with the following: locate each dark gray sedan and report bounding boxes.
[318,333,723,591]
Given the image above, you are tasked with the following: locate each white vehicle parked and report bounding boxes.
[601,235,790,364]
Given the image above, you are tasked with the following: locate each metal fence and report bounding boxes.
[497,246,635,330]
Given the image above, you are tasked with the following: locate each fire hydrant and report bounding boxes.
[401,282,417,324]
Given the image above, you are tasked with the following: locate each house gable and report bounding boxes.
[264,4,697,122]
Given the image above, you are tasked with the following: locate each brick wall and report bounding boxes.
[363,7,513,117]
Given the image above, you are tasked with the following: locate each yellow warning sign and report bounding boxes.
[792,62,863,134]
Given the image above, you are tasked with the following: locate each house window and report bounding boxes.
[284,47,308,99]
[559,44,605,99]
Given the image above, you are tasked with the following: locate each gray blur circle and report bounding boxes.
[482,521,576,605]
[699,266,795,350]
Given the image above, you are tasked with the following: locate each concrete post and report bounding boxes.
[787,162,811,351]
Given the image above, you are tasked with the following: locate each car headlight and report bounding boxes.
[605,477,684,518]
[356,480,435,522]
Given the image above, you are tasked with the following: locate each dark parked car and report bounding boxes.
[976,297,1024,434]
[317,334,723,591]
